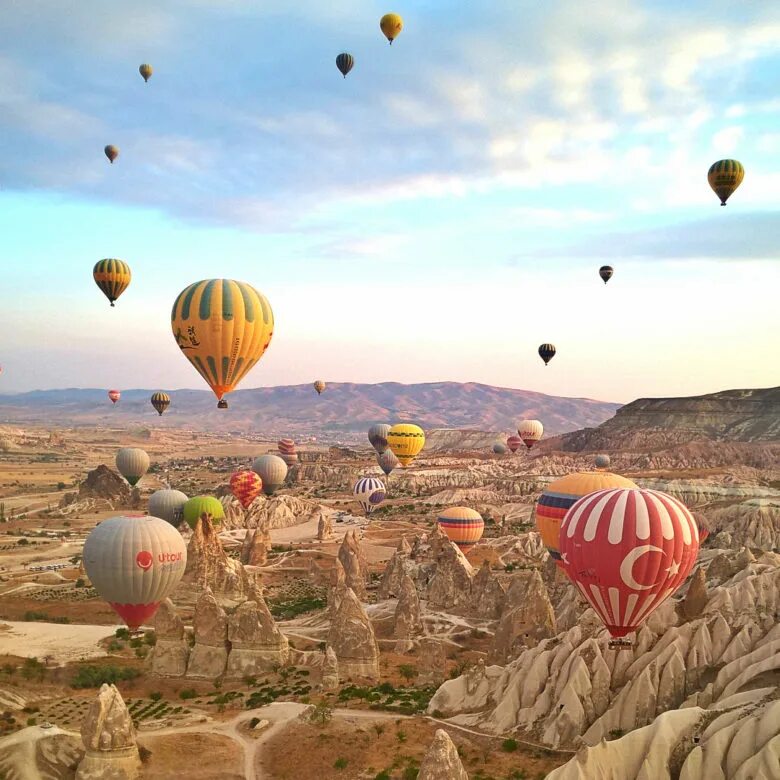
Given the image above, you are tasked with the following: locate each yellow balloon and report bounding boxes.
[171,279,274,408]
[380,12,404,43]
[387,423,425,467]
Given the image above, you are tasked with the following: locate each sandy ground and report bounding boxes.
[0,621,117,664]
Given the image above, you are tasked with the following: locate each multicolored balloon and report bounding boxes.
[151,391,170,416]
[387,423,425,467]
[353,477,386,515]
[336,53,354,78]
[83,515,186,629]
[104,145,119,163]
[94,259,131,307]
[314,380,326,395]
[599,266,613,284]
[230,470,263,510]
[506,435,522,453]
[368,424,391,455]
[560,487,699,639]
[277,438,298,466]
[518,419,544,449]
[538,343,556,365]
[252,454,288,496]
[377,449,399,477]
[493,442,507,455]
[437,507,484,553]
[108,389,121,405]
[380,12,403,43]
[535,471,638,566]
[182,495,225,528]
[116,448,150,487]
[171,279,274,408]
[148,489,188,526]
[708,159,744,206]
[139,63,153,82]
[595,454,611,469]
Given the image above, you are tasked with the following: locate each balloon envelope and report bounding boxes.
[230,470,263,509]
[380,12,403,42]
[104,145,119,163]
[252,454,288,496]
[595,454,611,469]
[182,495,225,528]
[518,420,544,449]
[171,279,274,407]
[151,391,170,416]
[139,63,153,82]
[538,343,556,365]
[353,477,386,515]
[368,424,392,455]
[437,507,484,553]
[377,449,399,476]
[336,53,354,77]
[148,489,188,526]
[560,487,699,638]
[506,435,522,453]
[314,380,326,395]
[535,471,638,566]
[277,438,298,466]
[708,159,744,205]
[94,259,131,307]
[116,448,150,487]
[387,423,425,467]
[83,515,186,629]
[599,266,613,284]
[493,443,507,455]
[108,389,121,404]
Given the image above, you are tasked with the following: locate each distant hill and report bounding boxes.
[546,386,780,452]
[0,382,619,442]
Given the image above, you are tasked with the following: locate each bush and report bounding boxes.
[149,692,163,702]
[144,631,157,646]
[75,578,86,588]
[334,757,348,770]
[307,701,333,726]
[139,746,152,763]
[403,768,419,780]
[501,738,518,752]
[115,628,130,640]
[57,482,67,490]
[374,772,391,780]
[249,717,261,728]
[71,665,140,689]
[17,538,29,546]
[179,689,197,700]
[26,716,37,726]
[397,664,416,682]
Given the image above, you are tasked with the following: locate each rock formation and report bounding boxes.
[680,566,708,620]
[490,570,556,663]
[316,511,333,541]
[240,524,271,566]
[427,540,475,611]
[394,574,423,650]
[320,646,339,690]
[222,494,332,531]
[707,497,780,551]
[337,530,368,600]
[471,560,507,620]
[326,586,379,680]
[378,547,417,600]
[78,464,132,503]
[417,729,468,780]
[417,637,447,687]
[186,587,229,679]
[225,594,289,678]
[76,684,141,780]
[149,598,189,677]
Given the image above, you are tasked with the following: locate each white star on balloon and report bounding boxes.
[665,560,680,577]
[561,553,569,565]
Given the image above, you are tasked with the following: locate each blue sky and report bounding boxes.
[0,0,778,403]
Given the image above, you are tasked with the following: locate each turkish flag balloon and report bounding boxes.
[559,488,699,639]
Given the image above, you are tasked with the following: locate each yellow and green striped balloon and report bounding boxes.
[171,279,274,408]
[707,159,744,206]
[93,259,131,307]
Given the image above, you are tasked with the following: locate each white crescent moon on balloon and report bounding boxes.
[620,545,664,590]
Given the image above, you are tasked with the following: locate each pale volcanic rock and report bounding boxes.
[0,727,83,778]
[470,561,507,620]
[223,494,333,531]
[76,684,141,780]
[78,464,132,503]
[241,523,270,566]
[149,598,189,677]
[680,566,709,620]
[320,646,339,690]
[417,729,468,780]
[326,587,379,680]
[393,575,423,646]
[490,570,556,663]
[316,511,333,541]
[378,549,417,600]
[417,637,447,687]
[225,595,289,678]
[398,535,412,554]
[427,541,475,611]
[186,587,229,679]
[337,530,368,600]
[707,552,737,584]
[707,498,780,551]
[240,527,255,562]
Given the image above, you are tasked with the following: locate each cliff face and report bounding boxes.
[553,387,780,452]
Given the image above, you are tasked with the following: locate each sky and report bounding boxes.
[0,0,778,404]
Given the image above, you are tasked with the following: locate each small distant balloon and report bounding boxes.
[493,442,507,455]
[93,259,131,307]
[518,419,544,450]
[599,266,613,284]
[277,438,298,467]
[252,454,288,496]
[108,389,121,405]
[437,507,484,554]
[708,159,744,206]
[229,470,263,510]
[353,477,386,515]
[336,53,354,78]
[150,391,170,416]
[380,12,403,44]
[116,447,150,487]
[377,449,399,476]
[506,435,522,453]
[595,453,611,469]
[314,380,326,395]
[538,343,556,365]
[368,424,392,455]
[387,423,425,468]
[104,145,119,163]
[139,63,153,82]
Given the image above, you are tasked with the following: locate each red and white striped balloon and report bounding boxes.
[559,487,699,639]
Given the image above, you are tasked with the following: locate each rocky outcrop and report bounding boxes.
[225,595,289,678]
[378,548,417,600]
[317,511,333,541]
[427,541,475,611]
[707,497,780,551]
[327,587,379,680]
[321,646,339,690]
[417,729,468,780]
[680,567,708,620]
[78,465,132,503]
[149,598,189,677]
[489,570,556,663]
[417,637,447,687]
[76,684,140,780]
[240,525,271,566]
[471,561,507,620]
[186,587,229,679]
[394,575,423,649]
[222,494,332,531]
[337,530,368,600]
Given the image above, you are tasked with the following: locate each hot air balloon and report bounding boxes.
[336,53,354,78]
[368,424,392,455]
[148,489,188,526]
[252,454,288,496]
[493,443,507,455]
[595,454,611,469]
[708,159,744,206]
[277,438,298,466]
[380,12,403,43]
[314,380,326,395]
[518,420,544,450]
[387,423,425,467]
[116,448,150,487]
[83,515,187,629]
[353,477,386,515]
[559,487,699,643]
[104,145,119,163]
[535,471,638,566]
[182,495,225,529]
[377,449,399,477]
[150,391,170,416]
[507,435,522,454]
[599,266,613,284]
[93,259,131,307]
[230,470,263,510]
[171,279,274,409]
[108,389,121,405]
[538,343,556,365]
[437,507,484,553]
[139,63,153,82]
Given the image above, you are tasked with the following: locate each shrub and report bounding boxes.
[396,729,407,743]
[57,482,67,490]
[143,631,157,646]
[397,664,416,682]
[139,746,152,763]
[334,757,348,770]
[608,728,624,739]
[149,692,163,702]
[26,716,37,726]
[403,767,419,780]
[71,665,140,689]
[501,738,518,752]
[75,578,85,588]
[249,717,261,728]
[17,538,29,546]
[307,701,333,726]
[179,689,197,700]
[115,628,130,640]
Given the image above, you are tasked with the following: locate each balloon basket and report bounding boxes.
[608,638,633,650]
